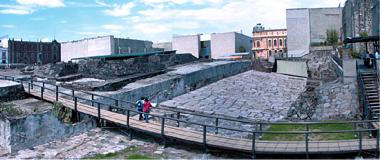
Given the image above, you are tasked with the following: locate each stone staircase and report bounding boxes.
[360,71,380,119]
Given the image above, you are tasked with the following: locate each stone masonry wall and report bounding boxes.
[313,80,358,120]
[0,109,96,153]
[92,61,252,109]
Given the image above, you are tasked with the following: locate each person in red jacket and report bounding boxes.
[143,97,152,123]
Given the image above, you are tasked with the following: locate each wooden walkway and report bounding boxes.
[25,87,380,156]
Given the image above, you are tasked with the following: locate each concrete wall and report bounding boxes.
[276,60,308,77]
[113,38,153,54]
[210,32,239,59]
[61,36,154,61]
[309,8,342,44]
[0,111,96,153]
[287,9,311,57]
[153,42,173,51]
[235,32,253,54]
[172,35,200,58]
[61,36,113,62]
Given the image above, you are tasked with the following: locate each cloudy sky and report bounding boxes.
[0,0,346,43]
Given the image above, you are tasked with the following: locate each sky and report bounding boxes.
[0,0,346,43]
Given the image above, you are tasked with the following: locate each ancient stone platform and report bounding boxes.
[161,71,307,121]
[159,71,307,137]
[0,80,25,101]
[0,98,96,153]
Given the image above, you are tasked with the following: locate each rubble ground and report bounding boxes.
[2,128,241,159]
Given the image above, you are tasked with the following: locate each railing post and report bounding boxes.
[377,129,379,158]
[115,99,119,107]
[126,110,130,127]
[72,90,75,100]
[31,79,33,89]
[28,82,31,93]
[259,123,263,138]
[203,125,207,152]
[55,86,59,101]
[97,103,101,127]
[305,124,309,159]
[41,87,44,100]
[126,110,132,140]
[42,82,45,89]
[176,112,180,127]
[252,131,256,159]
[359,131,362,155]
[161,118,166,147]
[91,94,94,106]
[74,97,79,122]
[215,118,219,134]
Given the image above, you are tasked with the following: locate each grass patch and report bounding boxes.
[86,146,152,159]
[127,154,153,159]
[261,122,356,141]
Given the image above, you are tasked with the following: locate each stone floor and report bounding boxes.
[159,71,307,137]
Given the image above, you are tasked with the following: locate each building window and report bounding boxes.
[269,50,272,56]
[268,40,272,48]
[284,39,287,47]
[275,50,277,53]
[256,41,260,48]
[274,39,277,47]
[280,39,283,46]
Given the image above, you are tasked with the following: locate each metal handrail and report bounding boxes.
[1,74,379,158]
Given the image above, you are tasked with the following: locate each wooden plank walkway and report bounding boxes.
[27,88,379,155]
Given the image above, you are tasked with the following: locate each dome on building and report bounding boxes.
[253,23,265,33]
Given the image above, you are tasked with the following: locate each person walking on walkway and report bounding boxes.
[135,97,144,120]
[143,97,152,123]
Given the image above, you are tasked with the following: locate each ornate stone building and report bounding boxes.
[7,39,61,64]
[252,23,287,59]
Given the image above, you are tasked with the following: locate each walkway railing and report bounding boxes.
[1,75,379,158]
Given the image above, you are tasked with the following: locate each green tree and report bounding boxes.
[359,31,368,37]
[326,29,339,45]
[238,46,246,53]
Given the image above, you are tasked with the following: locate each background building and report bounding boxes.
[286,7,342,57]
[172,34,201,58]
[210,32,252,59]
[61,35,153,61]
[7,39,60,64]
[342,0,379,52]
[172,32,252,59]
[153,42,173,51]
[0,36,8,64]
[252,23,287,59]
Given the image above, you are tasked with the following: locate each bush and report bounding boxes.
[0,103,23,117]
[52,101,73,123]
[326,29,339,45]
[349,48,360,59]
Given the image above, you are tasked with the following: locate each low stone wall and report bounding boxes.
[0,80,25,102]
[0,100,96,153]
[93,61,252,108]
[330,56,343,80]
[312,80,358,120]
